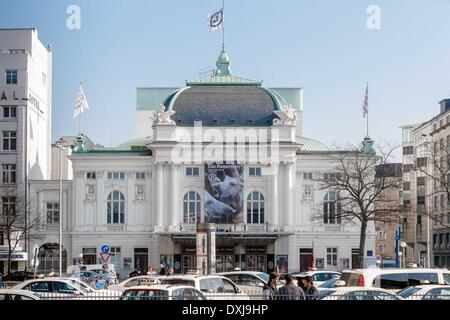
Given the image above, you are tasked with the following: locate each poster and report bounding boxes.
[123,258,132,269]
[276,255,289,274]
[315,258,324,269]
[204,163,244,224]
[196,232,208,275]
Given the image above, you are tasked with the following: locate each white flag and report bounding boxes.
[362,83,368,118]
[73,84,89,118]
[208,8,224,31]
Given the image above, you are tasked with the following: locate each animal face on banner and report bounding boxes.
[205,163,244,224]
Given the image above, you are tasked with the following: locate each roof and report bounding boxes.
[186,76,262,87]
[116,136,153,150]
[296,136,329,152]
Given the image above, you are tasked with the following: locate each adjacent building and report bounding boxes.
[0,28,52,275]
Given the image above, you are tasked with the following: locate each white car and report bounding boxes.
[397,285,450,300]
[108,275,162,292]
[218,271,283,298]
[291,271,341,287]
[120,285,207,300]
[0,289,41,300]
[160,275,249,300]
[12,278,121,300]
[321,287,402,300]
[338,268,450,291]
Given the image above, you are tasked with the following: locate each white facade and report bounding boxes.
[0,28,52,274]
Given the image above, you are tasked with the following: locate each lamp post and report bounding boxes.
[54,142,64,277]
[400,241,407,268]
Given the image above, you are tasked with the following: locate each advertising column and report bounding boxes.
[196,223,216,275]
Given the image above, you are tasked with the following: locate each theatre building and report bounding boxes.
[28,50,376,277]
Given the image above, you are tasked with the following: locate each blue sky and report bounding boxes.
[1,0,450,159]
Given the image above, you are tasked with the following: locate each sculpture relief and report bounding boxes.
[86,184,96,202]
[273,104,298,126]
[150,104,176,126]
[136,185,145,201]
[303,185,313,201]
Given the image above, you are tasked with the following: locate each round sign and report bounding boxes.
[101,245,110,254]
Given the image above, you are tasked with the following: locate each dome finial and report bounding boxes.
[214,48,232,77]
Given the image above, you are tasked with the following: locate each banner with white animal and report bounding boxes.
[204,163,244,224]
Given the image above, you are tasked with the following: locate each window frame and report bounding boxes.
[246,191,265,224]
[185,167,200,177]
[107,191,125,224]
[323,192,341,224]
[2,131,17,151]
[2,106,17,118]
[183,191,201,224]
[6,70,18,85]
[46,202,60,224]
[2,164,16,184]
[326,247,338,268]
[249,167,262,177]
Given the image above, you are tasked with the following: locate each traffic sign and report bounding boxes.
[376,255,382,263]
[101,245,110,254]
[100,253,111,263]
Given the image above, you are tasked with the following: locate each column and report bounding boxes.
[270,164,279,227]
[127,170,136,227]
[287,162,295,227]
[155,162,164,226]
[96,171,104,231]
[283,162,294,226]
[170,164,180,226]
[37,190,44,227]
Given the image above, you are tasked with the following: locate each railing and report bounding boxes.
[179,224,196,232]
[323,224,343,232]
[107,225,125,232]
[45,225,59,232]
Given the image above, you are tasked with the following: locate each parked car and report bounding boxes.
[338,268,450,291]
[397,285,450,300]
[68,270,100,285]
[317,277,345,290]
[291,271,341,287]
[0,289,41,300]
[160,275,249,300]
[120,285,207,300]
[320,287,402,300]
[3,271,36,282]
[12,277,121,299]
[108,275,162,292]
[218,271,282,298]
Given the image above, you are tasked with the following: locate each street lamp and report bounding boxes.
[54,141,64,277]
[400,242,407,268]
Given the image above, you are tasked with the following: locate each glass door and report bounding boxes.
[215,255,234,273]
[182,255,196,274]
[246,255,267,272]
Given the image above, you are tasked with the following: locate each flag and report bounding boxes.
[73,84,89,118]
[208,8,224,31]
[362,83,368,118]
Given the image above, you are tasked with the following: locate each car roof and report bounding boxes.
[163,275,226,280]
[218,271,266,275]
[124,284,194,291]
[0,289,38,296]
[409,284,450,290]
[329,287,396,293]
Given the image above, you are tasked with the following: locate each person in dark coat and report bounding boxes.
[302,276,319,300]
[262,272,279,300]
[278,274,305,300]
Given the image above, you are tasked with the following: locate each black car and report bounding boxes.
[3,271,36,282]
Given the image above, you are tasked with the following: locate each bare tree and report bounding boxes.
[0,186,43,276]
[313,141,404,268]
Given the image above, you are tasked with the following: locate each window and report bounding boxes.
[323,192,341,224]
[403,182,410,191]
[2,164,16,183]
[2,131,16,151]
[183,192,201,224]
[46,202,59,224]
[86,172,96,179]
[417,196,425,206]
[186,167,199,177]
[110,247,121,268]
[403,164,413,172]
[2,197,15,216]
[324,173,339,181]
[6,70,17,84]
[373,273,408,290]
[416,157,427,167]
[247,192,265,224]
[377,231,386,240]
[433,234,437,246]
[107,191,125,224]
[24,281,49,293]
[2,106,16,118]
[303,172,313,180]
[417,215,422,225]
[378,244,387,254]
[249,167,262,177]
[326,248,337,268]
[0,231,3,245]
[403,146,413,155]
[136,172,145,180]
[107,172,125,180]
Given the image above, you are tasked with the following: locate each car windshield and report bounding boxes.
[160,278,195,287]
[66,279,94,293]
[257,273,269,282]
[397,286,422,298]
[319,278,341,288]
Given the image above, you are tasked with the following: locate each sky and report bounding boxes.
[1,0,450,161]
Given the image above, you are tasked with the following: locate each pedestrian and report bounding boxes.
[302,276,319,300]
[0,272,3,289]
[158,264,166,275]
[295,275,307,291]
[262,272,278,300]
[277,274,305,300]
[147,265,153,275]
[167,267,174,276]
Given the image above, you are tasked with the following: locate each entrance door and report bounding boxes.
[134,248,148,273]
[352,248,360,269]
[216,255,234,273]
[246,255,267,272]
[182,255,196,274]
[299,248,313,272]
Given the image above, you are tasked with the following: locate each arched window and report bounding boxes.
[247,192,264,224]
[183,192,201,224]
[324,191,341,224]
[107,191,125,224]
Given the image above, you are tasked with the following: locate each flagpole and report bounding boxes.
[222,0,225,50]
[79,82,82,135]
[366,82,369,138]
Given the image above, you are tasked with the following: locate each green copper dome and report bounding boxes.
[215,49,232,76]
[296,136,329,152]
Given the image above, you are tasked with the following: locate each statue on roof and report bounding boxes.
[150,105,176,126]
[273,104,298,126]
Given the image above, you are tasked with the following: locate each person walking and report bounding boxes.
[147,265,153,275]
[262,272,278,300]
[295,275,307,291]
[158,264,166,275]
[277,274,305,300]
[302,276,319,300]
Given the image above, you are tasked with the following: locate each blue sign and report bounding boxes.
[101,245,110,254]
[367,250,373,257]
